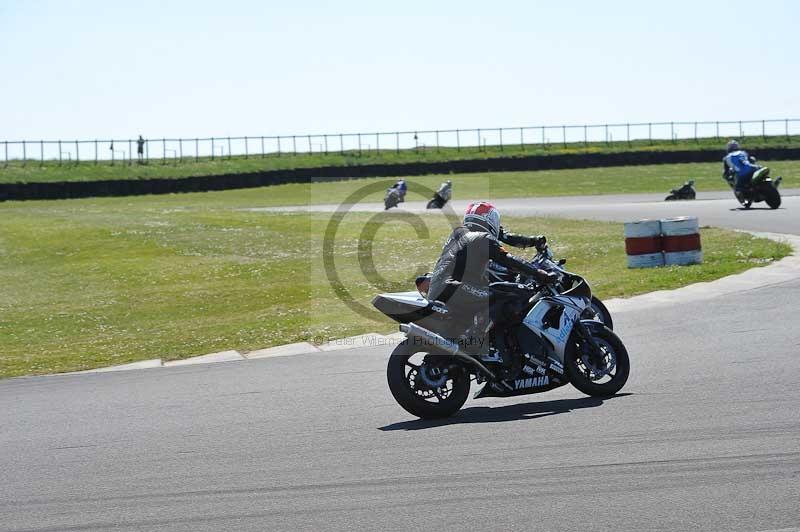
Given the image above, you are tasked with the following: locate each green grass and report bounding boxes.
[0,189,790,378]
[118,160,795,208]
[2,134,799,184]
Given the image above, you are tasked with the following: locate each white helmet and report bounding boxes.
[726,139,740,153]
[463,201,500,238]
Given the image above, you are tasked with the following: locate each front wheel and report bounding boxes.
[565,324,629,397]
[386,343,471,419]
[580,296,614,330]
[763,184,781,209]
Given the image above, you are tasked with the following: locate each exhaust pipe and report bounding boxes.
[399,323,496,380]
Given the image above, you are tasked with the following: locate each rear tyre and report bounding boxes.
[426,199,438,209]
[386,343,471,419]
[665,195,676,201]
[565,324,629,397]
[580,296,614,330]
[764,184,781,209]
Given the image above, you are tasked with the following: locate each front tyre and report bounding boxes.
[580,296,614,330]
[565,324,629,397]
[386,343,471,419]
[764,184,781,209]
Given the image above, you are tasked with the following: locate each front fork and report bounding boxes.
[573,320,604,362]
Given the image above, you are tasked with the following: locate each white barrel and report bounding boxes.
[624,219,664,268]
[661,216,702,266]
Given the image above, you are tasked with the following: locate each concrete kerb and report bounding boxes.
[604,231,800,314]
[41,231,800,377]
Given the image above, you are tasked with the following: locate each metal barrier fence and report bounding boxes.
[2,119,799,167]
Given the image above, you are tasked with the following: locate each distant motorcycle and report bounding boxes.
[427,180,452,209]
[724,164,782,209]
[665,180,696,201]
[384,187,404,210]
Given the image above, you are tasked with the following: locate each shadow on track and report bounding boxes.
[378,393,633,431]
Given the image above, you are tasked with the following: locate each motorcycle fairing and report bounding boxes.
[523,295,587,365]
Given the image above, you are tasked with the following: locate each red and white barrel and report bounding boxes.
[661,216,702,265]
[624,219,664,268]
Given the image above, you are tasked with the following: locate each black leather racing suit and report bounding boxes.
[427,226,553,341]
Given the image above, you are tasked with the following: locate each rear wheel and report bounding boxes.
[565,324,629,397]
[386,343,471,419]
[763,184,781,209]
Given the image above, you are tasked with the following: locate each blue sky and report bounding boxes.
[1,0,798,141]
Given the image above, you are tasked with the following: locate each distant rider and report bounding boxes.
[723,140,769,202]
[436,180,452,202]
[390,179,408,202]
[427,201,556,346]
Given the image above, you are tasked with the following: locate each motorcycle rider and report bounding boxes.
[389,179,408,202]
[427,201,556,349]
[436,179,452,202]
[723,140,770,202]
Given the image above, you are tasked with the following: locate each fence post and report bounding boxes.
[562,125,566,148]
[395,132,399,154]
[738,121,743,140]
[583,125,587,148]
[211,137,215,160]
[227,137,232,159]
[715,121,719,141]
[76,140,80,164]
[670,122,674,143]
[40,140,44,166]
[261,136,265,158]
[762,120,766,141]
[357,133,361,156]
[541,126,545,148]
[162,138,167,165]
[22,140,26,166]
[58,140,62,166]
[694,122,698,143]
[339,134,343,155]
[292,135,296,155]
[376,133,380,154]
[307,135,312,154]
[626,123,630,147]
[499,128,503,151]
[477,128,481,151]
[4,141,7,167]
[435,130,439,153]
[178,139,183,162]
[244,136,249,159]
[94,140,98,164]
[648,123,652,145]
[277,136,282,156]
[195,138,199,162]
[520,127,524,150]
[456,130,460,151]
[786,119,790,141]
[323,135,328,155]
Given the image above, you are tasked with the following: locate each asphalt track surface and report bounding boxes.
[3,191,800,531]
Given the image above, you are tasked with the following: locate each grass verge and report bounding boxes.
[0,192,790,378]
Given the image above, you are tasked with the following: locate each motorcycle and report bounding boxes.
[486,241,614,329]
[373,273,630,419]
[724,163,782,210]
[665,180,696,201]
[426,181,452,209]
[384,187,404,210]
